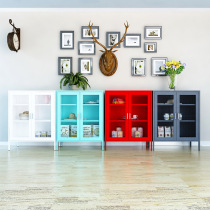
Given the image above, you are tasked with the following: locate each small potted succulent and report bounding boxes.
[60,72,90,90]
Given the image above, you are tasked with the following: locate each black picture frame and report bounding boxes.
[106,32,121,48]
[58,57,72,75]
[60,31,74,49]
[78,41,95,55]
[131,58,146,76]
[124,34,141,48]
[81,26,99,39]
[144,42,157,53]
[78,58,93,75]
[144,26,162,40]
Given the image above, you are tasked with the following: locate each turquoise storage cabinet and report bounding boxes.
[56,90,104,150]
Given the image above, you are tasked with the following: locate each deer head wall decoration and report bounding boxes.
[88,21,129,76]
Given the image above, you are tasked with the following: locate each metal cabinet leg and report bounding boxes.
[198,141,200,151]
[8,142,10,151]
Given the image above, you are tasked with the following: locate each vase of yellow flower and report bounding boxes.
[160,60,186,90]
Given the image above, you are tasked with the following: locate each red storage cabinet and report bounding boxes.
[105,91,153,150]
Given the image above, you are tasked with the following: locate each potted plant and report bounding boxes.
[60,72,90,90]
[160,60,186,90]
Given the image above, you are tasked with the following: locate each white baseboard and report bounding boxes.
[1,141,210,147]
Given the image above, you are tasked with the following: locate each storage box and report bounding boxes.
[138,127,143,137]
[83,125,92,137]
[92,125,99,137]
[112,131,118,137]
[71,125,77,137]
[158,126,164,137]
[61,125,69,137]
[117,131,123,137]
[165,126,171,137]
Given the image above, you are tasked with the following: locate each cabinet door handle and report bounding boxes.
[174,113,176,120]
[129,113,131,119]
[127,113,128,120]
[178,113,180,120]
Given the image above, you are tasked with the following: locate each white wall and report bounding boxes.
[0,9,209,142]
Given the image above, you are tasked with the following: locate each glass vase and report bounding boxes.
[168,74,177,90]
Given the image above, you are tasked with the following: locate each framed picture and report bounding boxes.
[144,26,162,40]
[60,31,74,49]
[131,58,146,76]
[124,34,141,48]
[144,42,157,53]
[106,32,121,48]
[151,57,168,76]
[78,41,95,55]
[58,57,72,75]
[81,26,99,39]
[78,58,93,75]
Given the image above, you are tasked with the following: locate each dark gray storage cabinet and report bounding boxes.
[153,91,200,150]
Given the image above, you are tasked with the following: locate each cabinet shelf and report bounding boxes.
[83,104,99,106]
[13,104,29,106]
[132,120,148,122]
[158,104,173,106]
[35,120,51,122]
[110,120,126,122]
[180,104,195,106]
[180,120,196,122]
[158,120,174,122]
[109,104,125,106]
[35,104,51,106]
[132,104,148,106]
[83,120,99,123]
[61,104,77,106]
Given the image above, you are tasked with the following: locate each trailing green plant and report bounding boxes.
[60,72,90,90]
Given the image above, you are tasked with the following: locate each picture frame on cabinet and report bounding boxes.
[131,58,146,76]
[81,26,99,39]
[78,41,95,55]
[144,42,157,53]
[151,57,168,76]
[124,34,141,48]
[144,26,162,40]
[106,32,121,48]
[60,31,74,49]
[58,57,72,75]
[78,58,93,75]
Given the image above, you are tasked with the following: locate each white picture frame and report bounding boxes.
[60,31,74,49]
[78,41,95,55]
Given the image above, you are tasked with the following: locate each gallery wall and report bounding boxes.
[0,9,210,143]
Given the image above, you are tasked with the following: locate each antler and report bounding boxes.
[88,21,107,52]
[110,21,129,51]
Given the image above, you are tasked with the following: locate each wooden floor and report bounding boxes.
[0,145,209,210]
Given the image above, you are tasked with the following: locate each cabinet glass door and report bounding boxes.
[58,93,79,141]
[107,92,129,141]
[81,92,102,140]
[129,93,149,141]
[33,94,52,140]
[155,92,177,141]
[177,92,198,140]
[10,93,31,140]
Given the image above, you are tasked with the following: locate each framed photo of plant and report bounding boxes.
[124,34,141,48]
[144,26,162,40]
[144,42,157,53]
[131,58,146,76]
[58,57,72,75]
[78,58,93,75]
[151,57,168,76]
[60,31,74,49]
[81,26,99,39]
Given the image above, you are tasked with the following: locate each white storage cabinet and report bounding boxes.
[8,91,56,150]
